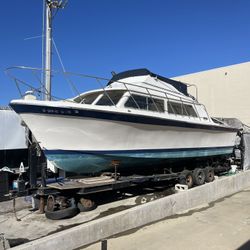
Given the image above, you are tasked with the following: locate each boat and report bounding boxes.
[9,68,238,174]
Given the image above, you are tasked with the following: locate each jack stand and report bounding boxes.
[37,188,46,214]
[39,196,45,214]
[10,192,21,221]
[0,233,10,250]
[111,160,120,181]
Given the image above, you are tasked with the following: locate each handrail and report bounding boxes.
[6,66,192,103]
[186,83,198,101]
[120,80,193,104]
[145,87,160,112]
[117,82,195,105]
[116,81,203,119]
[95,78,116,107]
[121,82,140,109]
[141,80,187,99]
[5,66,207,120]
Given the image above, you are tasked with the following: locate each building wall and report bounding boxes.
[172,62,250,126]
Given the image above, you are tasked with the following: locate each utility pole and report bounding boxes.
[44,0,66,101]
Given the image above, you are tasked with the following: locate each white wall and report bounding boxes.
[0,108,27,150]
[173,62,250,126]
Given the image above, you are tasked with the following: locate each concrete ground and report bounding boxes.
[0,186,172,247]
[83,187,250,250]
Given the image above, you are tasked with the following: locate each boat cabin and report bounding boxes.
[72,69,210,121]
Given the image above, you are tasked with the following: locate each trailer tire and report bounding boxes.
[77,198,97,212]
[179,170,193,188]
[204,167,215,183]
[45,207,79,220]
[193,168,205,186]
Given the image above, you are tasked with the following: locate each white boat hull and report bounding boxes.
[10,100,237,174]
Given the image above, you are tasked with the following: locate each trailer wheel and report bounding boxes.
[77,198,97,212]
[179,170,193,188]
[45,207,79,220]
[204,167,215,182]
[193,168,205,186]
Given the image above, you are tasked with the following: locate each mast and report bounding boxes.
[44,0,66,101]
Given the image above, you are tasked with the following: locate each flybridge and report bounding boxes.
[107,68,188,96]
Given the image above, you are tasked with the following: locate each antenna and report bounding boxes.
[44,0,67,101]
[47,0,68,9]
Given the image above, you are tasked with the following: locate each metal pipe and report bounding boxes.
[44,1,52,101]
[101,240,107,250]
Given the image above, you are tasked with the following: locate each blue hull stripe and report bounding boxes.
[10,103,238,132]
[44,146,234,174]
[45,146,233,156]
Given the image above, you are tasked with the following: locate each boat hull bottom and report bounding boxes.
[45,147,234,174]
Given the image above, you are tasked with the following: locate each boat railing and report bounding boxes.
[104,76,210,121]
[112,75,210,121]
[5,66,210,121]
[118,81,192,103]
[115,78,190,102]
[112,80,207,120]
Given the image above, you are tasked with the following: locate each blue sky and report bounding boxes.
[0,0,250,105]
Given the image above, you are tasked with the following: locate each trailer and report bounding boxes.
[29,157,235,220]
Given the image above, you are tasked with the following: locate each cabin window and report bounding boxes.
[81,93,100,104]
[125,95,147,109]
[168,102,182,115]
[96,91,125,106]
[184,104,198,117]
[125,94,165,113]
[167,101,197,117]
[148,98,165,112]
[73,92,100,104]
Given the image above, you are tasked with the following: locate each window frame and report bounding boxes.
[124,93,165,113]
[80,92,101,104]
[95,90,126,106]
[167,101,197,117]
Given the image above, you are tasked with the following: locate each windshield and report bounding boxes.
[95,90,125,106]
[73,92,101,104]
[74,90,126,106]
